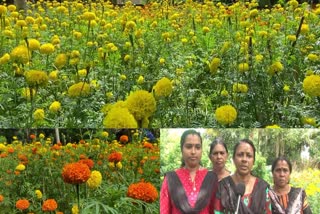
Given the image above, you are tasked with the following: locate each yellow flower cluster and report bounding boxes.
[49,101,61,113]
[0,53,10,65]
[303,74,320,97]
[268,61,284,75]
[103,107,138,128]
[10,45,29,64]
[25,70,49,87]
[33,109,45,121]
[86,170,102,189]
[153,77,173,97]
[54,53,67,69]
[68,82,91,97]
[233,83,248,93]
[126,90,156,121]
[215,105,237,125]
[40,43,55,54]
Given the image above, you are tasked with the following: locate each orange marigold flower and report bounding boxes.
[119,135,129,143]
[0,194,4,202]
[127,181,158,203]
[42,199,58,211]
[143,141,153,149]
[107,152,122,163]
[62,162,91,184]
[7,148,14,153]
[30,134,36,140]
[78,159,94,169]
[16,199,30,210]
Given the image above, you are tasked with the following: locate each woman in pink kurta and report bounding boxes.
[160,129,218,214]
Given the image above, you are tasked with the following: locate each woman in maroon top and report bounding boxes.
[269,156,312,214]
[214,139,272,214]
[160,129,218,214]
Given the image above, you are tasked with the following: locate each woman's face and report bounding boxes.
[272,160,291,189]
[182,134,202,169]
[210,144,228,170]
[233,142,254,176]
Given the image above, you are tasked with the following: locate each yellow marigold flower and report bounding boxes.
[307,53,318,62]
[16,164,26,171]
[21,87,36,100]
[73,31,82,39]
[49,101,61,113]
[265,124,281,128]
[49,70,59,81]
[126,90,156,121]
[0,5,7,14]
[125,20,136,30]
[303,74,320,97]
[302,117,317,127]
[255,54,264,62]
[25,70,49,87]
[181,38,188,44]
[153,77,173,97]
[233,83,248,93]
[83,11,96,21]
[16,20,27,27]
[249,9,259,17]
[300,24,309,34]
[159,58,165,65]
[124,54,131,62]
[8,5,16,12]
[71,204,79,214]
[0,143,6,152]
[33,109,45,121]
[103,107,138,128]
[25,16,35,24]
[78,69,87,77]
[87,170,102,189]
[283,84,290,92]
[35,190,42,199]
[238,63,249,73]
[40,43,55,54]
[210,57,221,74]
[287,35,296,42]
[215,105,237,125]
[288,0,299,8]
[268,61,284,75]
[116,161,122,169]
[68,82,91,97]
[54,53,67,69]
[137,75,144,84]
[27,39,41,51]
[10,45,30,64]
[0,53,10,65]
[202,26,210,33]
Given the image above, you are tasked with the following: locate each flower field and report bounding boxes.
[0,0,319,128]
[0,129,160,213]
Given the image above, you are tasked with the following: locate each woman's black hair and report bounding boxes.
[208,137,228,157]
[180,129,202,151]
[180,129,202,167]
[233,138,256,162]
[271,156,292,173]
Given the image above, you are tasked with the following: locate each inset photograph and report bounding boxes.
[160,128,320,213]
[0,128,160,213]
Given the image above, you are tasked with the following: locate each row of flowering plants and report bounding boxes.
[0,0,319,128]
[0,129,160,213]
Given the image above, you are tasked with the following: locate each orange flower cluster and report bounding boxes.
[143,141,153,149]
[16,199,30,210]
[107,152,122,163]
[42,199,58,211]
[119,135,129,143]
[18,154,28,165]
[62,162,91,184]
[78,159,94,169]
[127,181,158,203]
